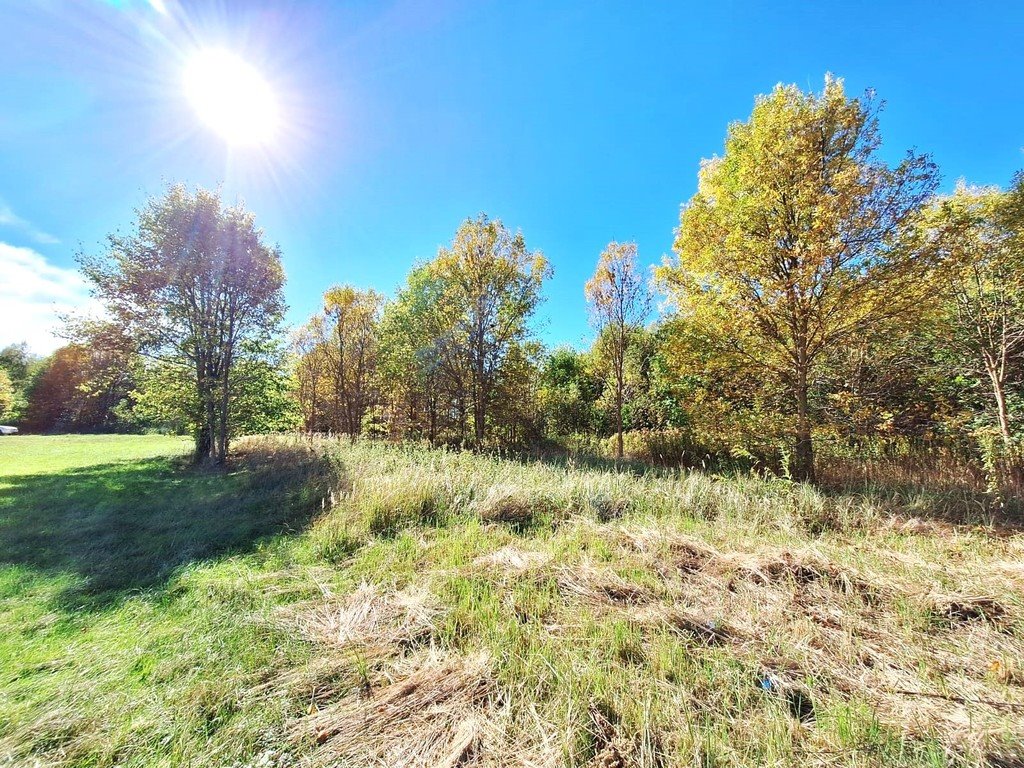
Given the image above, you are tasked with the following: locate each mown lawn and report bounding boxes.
[1,435,1022,767]
[0,434,333,766]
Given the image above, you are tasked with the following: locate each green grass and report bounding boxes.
[1,435,1022,767]
[0,434,192,475]
[0,434,334,766]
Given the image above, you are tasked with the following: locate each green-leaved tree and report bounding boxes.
[78,185,286,464]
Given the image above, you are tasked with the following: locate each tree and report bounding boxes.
[292,317,330,432]
[434,215,549,444]
[0,368,13,421]
[128,341,299,436]
[538,347,603,438]
[660,76,937,481]
[585,242,651,459]
[0,343,34,390]
[127,361,198,435]
[376,269,447,442]
[0,343,42,422]
[921,179,1024,480]
[228,342,303,434]
[78,184,286,464]
[23,345,91,432]
[322,286,383,436]
[19,341,134,433]
[385,215,549,446]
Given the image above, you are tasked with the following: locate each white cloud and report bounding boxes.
[0,201,60,245]
[0,242,94,354]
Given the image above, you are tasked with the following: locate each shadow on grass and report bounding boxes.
[0,443,337,608]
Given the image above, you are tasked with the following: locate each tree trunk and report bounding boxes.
[195,421,213,464]
[216,369,230,464]
[987,363,1022,487]
[474,391,486,445]
[794,361,815,483]
[990,370,1012,446]
[615,372,624,460]
[474,347,486,446]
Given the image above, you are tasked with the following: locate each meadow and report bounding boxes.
[1,434,1022,767]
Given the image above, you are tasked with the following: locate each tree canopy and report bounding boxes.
[660,76,937,480]
[78,184,286,463]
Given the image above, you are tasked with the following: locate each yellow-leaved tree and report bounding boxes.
[659,76,937,481]
[921,179,1024,484]
[322,285,384,437]
[585,241,651,459]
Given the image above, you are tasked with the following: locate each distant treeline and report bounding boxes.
[2,76,1021,490]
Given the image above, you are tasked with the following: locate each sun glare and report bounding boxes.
[183,50,279,146]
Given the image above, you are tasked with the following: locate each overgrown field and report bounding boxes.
[1,435,1022,767]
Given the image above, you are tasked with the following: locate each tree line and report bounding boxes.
[3,76,1021,490]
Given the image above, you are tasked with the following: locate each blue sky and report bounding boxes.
[2,0,1023,353]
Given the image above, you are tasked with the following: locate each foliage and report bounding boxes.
[124,361,198,434]
[295,214,550,447]
[585,241,651,458]
[0,368,12,420]
[22,344,135,433]
[126,341,300,436]
[0,343,42,422]
[538,347,603,437]
[319,285,384,435]
[424,214,550,444]
[660,76,937,480]
[229,342,303,434]
[78,184,286,464]
[920,181,1024,482]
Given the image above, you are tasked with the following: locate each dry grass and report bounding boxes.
[281,582,439,663]
[294,652,494,767]
[289,437,1024,766]
[5,435,1023,767]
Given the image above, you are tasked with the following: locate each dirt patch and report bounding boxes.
[927,594,1009,627]
[662,609,738,646]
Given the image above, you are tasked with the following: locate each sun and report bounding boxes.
[183,50,279,146]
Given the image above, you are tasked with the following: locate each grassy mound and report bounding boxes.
[1,435,1022,767]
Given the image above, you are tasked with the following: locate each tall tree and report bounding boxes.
[20,342,135,433]
[322,286,383,436]
[376,269,447,442]
[421,215,549,445]
[922,179,1024,480]
[585,241,651,459]
[0,343,41,422]
[23,345,95,432]
[78,184,285,464]
[292,317,330,432]
[660,76,937,481]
